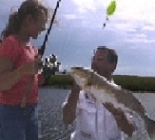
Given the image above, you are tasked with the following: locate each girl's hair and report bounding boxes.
[1,0,49,40]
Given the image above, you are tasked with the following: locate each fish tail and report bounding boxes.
[143,116,155,139]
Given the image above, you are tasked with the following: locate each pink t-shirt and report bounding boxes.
[0,35,38,105]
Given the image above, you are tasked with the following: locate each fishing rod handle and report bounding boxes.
[20,75,34,108]
[21,54,41,108]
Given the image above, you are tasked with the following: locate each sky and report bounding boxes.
[0,0,155,76]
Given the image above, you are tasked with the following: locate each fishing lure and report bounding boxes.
[103,0,116,28]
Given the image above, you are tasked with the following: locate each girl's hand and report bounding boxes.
[38,73,45,86]
[19,58,42,76]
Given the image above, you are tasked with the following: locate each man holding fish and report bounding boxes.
[62,46,153,140]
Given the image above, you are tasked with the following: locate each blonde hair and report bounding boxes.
[1,0,49,40]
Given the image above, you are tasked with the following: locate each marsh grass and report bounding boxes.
[44,75,155,92]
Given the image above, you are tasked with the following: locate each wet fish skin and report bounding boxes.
[70,67,155,139]
[70,67,145,115]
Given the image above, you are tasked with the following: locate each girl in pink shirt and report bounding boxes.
[0,0,48,139]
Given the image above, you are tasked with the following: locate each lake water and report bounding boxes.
[38,87,155,140]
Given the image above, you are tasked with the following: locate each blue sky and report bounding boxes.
[0,0,155,76]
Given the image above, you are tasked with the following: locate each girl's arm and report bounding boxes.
[0,56,24,91]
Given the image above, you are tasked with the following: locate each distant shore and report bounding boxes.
[40,74,155,92]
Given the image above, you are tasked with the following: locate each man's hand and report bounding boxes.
[103,102,135,137]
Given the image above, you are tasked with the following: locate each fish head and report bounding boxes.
[71,67,95,86]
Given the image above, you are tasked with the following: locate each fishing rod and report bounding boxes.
[39,0,61,57]
[20,0,62,108]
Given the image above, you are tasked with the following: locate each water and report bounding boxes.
[38,87,155,140]
[38,88,74,140]
[133,93,155,121]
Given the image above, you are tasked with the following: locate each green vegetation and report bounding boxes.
[45,75,73,89]
[44,74,155,92]
[113,75,155,92]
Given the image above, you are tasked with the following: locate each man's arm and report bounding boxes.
[62,81,80,125]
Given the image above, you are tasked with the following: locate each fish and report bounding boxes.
[69,66,155,139]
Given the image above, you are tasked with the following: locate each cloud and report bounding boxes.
[126,39,155,43]
[109,22,136,32]
[70,0,155,29]
[124,33,155,43]
[143,25,155,31]
[115,0,155,24]
[63,14,77,20]
[72,0,96,13]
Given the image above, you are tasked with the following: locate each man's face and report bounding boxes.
[91,49,114,74]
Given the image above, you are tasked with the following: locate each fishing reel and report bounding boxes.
[40,53,61,79]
